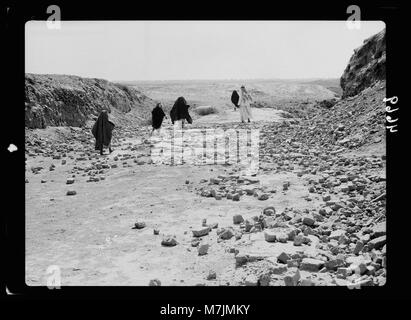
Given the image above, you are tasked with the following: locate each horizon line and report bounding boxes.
[25,72,341,83]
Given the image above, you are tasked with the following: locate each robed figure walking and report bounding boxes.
[170,96,193,129]
[151,102,167,135]
[92,110,115,155]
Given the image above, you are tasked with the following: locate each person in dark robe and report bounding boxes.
[231,90,240,111]
[170,96,192,129]
[151,102,167,134]
[91,110,115,155]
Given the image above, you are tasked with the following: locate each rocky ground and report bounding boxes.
[25,79,386,287]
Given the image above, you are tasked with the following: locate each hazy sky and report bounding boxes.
[25,21,385,81]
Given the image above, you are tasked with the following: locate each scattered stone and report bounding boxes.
[258,193,269,200]
[210,178,222,184]
[324,258,345,271]
[277,233,288,243]
[198,243,210,256]
[263,206,276,216]
[233,214,244,224]
[244,220,253,232]
[336,267,352,278]
[228,247,239,254]
[353,240,364,255]
[235,254,249,267]
[368,235,386,250]
[349,262,368,275]
[300,279,315,286]
[284,268,300,286]
[319,207,333,216]
[366,265,376,276]
[161,236,177,247]
[244,274,259,286]
[271,264,288,275]
[287,229,297,241]
[300,258,325,272]
[277,252,291,264]
[264,230,277,242]
[192,227,210,237]
[133,221,146,229]
[333,278,350,286]
[149,279,161,286]
[219,228,234,240]
[258,273,271,286]
[302,215,315,226]
[371,222,386,238]
[329,229,347,240]
[287,259,300,268]
[209,222,218,229]
[322,194,331,201]
[352,277,374,287]
[293,234,305,246]
[206,270,217,280]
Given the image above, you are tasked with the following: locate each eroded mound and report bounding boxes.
[25,73,156,129]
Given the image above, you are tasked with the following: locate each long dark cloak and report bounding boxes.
[170,97,192,124]
[151,105,166,129]
[91,111,115,150]
[231,90,239,107]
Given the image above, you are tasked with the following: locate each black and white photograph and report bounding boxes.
[4,2,407,304]
[22,18,389,288]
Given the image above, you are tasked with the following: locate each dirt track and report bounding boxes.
[26,108,302,286]
[25,100,386,287]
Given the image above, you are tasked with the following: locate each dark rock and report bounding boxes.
[206,270,217,280]
[371,222,386,239]
[198,243,210,256]
[161,236,178,247]
[149,279,161,286]
[133,221,146,229]
[192,227,210,237]
[302,215,315,226]
[263,206,276,216]
[219,228,234,240]
[368,235,386,250]
[264,230,277,242]
[233,214,244,224]
[277,252,291,264]
[300,258,325,272]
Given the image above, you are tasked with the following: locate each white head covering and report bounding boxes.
[241,86,251,101]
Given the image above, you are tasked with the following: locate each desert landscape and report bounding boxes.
[25,29,386,287]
